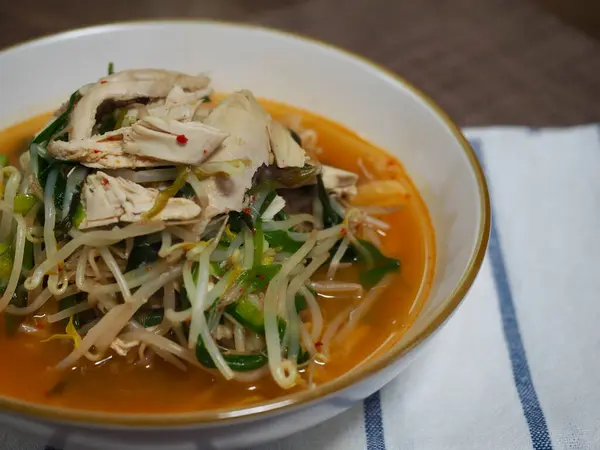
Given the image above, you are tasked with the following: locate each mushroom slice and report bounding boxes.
[47,129,164,169]
[79,171,201,229]
[267,119,307,168]
[70,69,210,140]
[321,165,359,197]
[123,116,228,165]
[197,90,271,220]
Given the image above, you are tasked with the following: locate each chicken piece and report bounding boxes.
[321,165,359,197]
[70,69,210,140]
[47,129,165,169]
[267,119,307,168]
[197,90,271,220]
[79,172,201,229]
[123,116,228,165]
[145,85,212,122]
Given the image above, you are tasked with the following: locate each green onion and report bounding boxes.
[143,166,190,219]
[32,91,81,146]
[356,239,401,288]
[13,194,38,215]
[196,341,268,372]
[108,62,114,75]
[134,309,164,328]
[175,183,196,199]
[317,174,343,228]
[22,240,33,271]
[289,128,302,146]
[125,242,160,272]
[228,210,254,233]
[253,220,264,268]
[72,202,85,229]
[0,244,13,285]
[225,297,265,335]
[263,230,303,253]
[0,155,8,168]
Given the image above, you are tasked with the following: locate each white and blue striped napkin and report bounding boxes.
[2,125,600,450]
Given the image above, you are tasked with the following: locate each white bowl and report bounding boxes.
[0,20,490,450]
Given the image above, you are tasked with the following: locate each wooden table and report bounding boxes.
[1,0,599,127]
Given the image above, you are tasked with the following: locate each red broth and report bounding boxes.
[0,100,435,413]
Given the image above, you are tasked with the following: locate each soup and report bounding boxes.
[0,69,434,413]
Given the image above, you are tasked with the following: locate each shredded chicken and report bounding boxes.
[267,119,306,168]
[123,116,228,165]
[70,69,211,140]
[321,165,359,197]
[198,90,271,220]
[79,172,201,229]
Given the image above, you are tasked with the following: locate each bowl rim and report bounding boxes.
[0,19,491,427]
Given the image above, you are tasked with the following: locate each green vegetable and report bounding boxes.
[134,308,164,328]
[263,230,303,253]
[274,209,289,221]
[253,220,264,268]
[252,164,318,192]
[295,289,312,312]
[144,166,190,219]
[108,61,114,75]
[125,242,160,272]
[228,210,254,233]
[175,183,196,199]
[317,174,343,228]
[201,96,211,103]
[32,91,81,146]
[53,168,85,241]
[0,155,8,168]
[196,341,268,372]
[97,108,122,135]
[356,239,400,288]
[289,128,302,146]
[225,297,265,335]
[210,261,227,278]
[22,240,33,271]
[0,244,13,285]
[13,194,38,215]
[297,349,310,365]
[235,264,281,293]
[178,286,192,311]
[72,202,85,229]
[225,296,303,349]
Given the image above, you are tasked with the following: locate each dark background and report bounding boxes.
[1,0,599,127]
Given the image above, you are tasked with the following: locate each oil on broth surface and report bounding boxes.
[0,100,435,413]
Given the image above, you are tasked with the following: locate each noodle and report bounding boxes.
[299,286,323,341]
[327,235,349,280]
[0,167,21,240]
[98,247,132,302]
[335,273,395,343]
[25,222,165,290]
[46,301,92,323]
[0,203,26,312]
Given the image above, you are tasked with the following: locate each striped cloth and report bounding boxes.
[2,125,600,450]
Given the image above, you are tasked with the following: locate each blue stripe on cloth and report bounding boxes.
[471,138,553,450]
[363,391,386,450]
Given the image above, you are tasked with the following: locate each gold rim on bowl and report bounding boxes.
[0,19,491,426]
